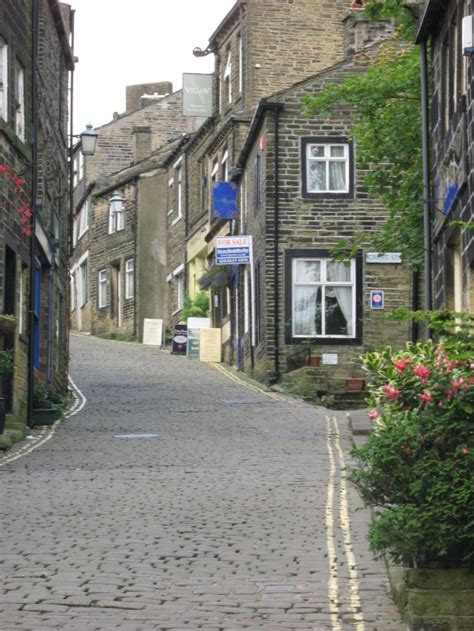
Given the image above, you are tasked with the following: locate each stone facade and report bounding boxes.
[233,40,413,393]
[416,0,473,313]
[0,0,73,439]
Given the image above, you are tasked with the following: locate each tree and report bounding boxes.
[302,1,423,264]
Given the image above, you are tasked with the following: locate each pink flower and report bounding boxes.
[451,378,467,392]
[0,164,9,174]
[383,384,401,400]
[461,447,469,454]
[367,410,379,420]
[393,358,412,372]
[413,364,430,382]
[418,391,433,405]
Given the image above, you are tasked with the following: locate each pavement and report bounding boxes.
[0,334,403,630]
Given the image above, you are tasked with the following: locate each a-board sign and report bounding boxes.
[199,328,222,363]
[187,318,211,359]
[142,319,164,346]
[172,324,187,355]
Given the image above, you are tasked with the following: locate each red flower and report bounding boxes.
[0,164,10,174]
[393,358,411,372]
[367,410,379,420]
[413,364,430,382]
[383,384,401,400]
[418,391,433,405]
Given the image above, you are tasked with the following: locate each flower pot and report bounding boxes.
[308,356,321,367]
[31,406,60,426]
[0,315,16,336]
[346,378,365,391]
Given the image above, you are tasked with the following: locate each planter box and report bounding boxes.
[31,406,60,426]
[346,378,365,391]
[0,316,16,336]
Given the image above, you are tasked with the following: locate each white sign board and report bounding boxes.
[200,328,222,363]
[142,319,163,346]
[365,252,402,264]
[322,353,338,365]
[216,235,253,265]
[187,317,211,330]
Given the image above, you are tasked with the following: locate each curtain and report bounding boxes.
[332,286,353,335]
[329,161,346,191]
[294,286,320,336]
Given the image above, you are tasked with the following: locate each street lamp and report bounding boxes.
[79,123,98,156]
[109,191,125,214]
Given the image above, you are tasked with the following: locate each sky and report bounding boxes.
[73,0,236,134]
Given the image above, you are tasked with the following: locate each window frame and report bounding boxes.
[14,59,25,141]
[0,37,8,121]
[98,268,107,309]
[301,137,354,199]
[125,258,134,300]
[284,249,363,345]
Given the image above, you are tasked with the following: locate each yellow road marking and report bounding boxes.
[330,415,365,631]
[212,363,284,401]
[325,415,342,630]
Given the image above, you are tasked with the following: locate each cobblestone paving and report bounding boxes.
[1,334,403,630]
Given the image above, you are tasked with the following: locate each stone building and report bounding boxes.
[0,0,74,440]
[230,12,414,402]
[416,0,473,312]
[70,84,191,337]
[165,0,354,340]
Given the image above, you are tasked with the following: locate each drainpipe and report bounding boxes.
[66,9,75,391]
[420,40,433,330]
[27,0,39,426]
[268,105,282,384]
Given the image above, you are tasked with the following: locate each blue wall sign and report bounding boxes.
[370,290,385,310]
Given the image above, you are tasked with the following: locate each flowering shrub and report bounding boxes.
[0,163,33,236]
[350,312,474,567]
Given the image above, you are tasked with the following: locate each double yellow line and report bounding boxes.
[325,415,365,630]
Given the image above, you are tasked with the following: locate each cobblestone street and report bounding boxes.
[1,334,403,630]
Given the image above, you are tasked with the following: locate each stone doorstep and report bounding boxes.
[347,408,372,436]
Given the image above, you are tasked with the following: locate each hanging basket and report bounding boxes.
[0,315,16,336]
[197,266,231,291]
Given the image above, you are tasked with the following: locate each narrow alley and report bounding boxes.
[1,335,402,630]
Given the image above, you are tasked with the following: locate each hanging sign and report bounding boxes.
[212,182,237,219]
[216,235,252,265]
[370,290,385,310]
[182,73,213,117]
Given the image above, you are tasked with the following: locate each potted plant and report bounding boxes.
[350,314,474,568]
[0,314,16,336]
[31,383,63,426]
[308,355,321,367]
[345,377,365,390]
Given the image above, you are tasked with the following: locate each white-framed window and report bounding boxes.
[70,272,76,312]
[109,193,125,233]
[176,164,182,220]
[238,33,243,95]
[98,268,107,308]
[303,139,351,195]
[80,258,88,306]
[291,258,356,338]
[167,176,174,216]
[77,199,89,241]
[14,60,25,141]
[125,258,134,299]
[221,149,228,181]
[0,37,8,121]
[176,272,184,311]
[223,48,232,107]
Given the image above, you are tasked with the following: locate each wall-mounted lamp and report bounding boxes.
[79,123,99,156]
[109,191,125,213]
